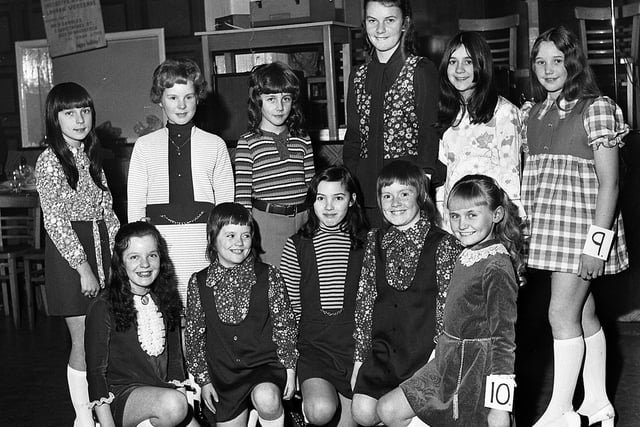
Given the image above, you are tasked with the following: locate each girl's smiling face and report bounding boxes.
[447,44,476,101]
[123,235,161,294]
[365,1,405,63]
[448,199,503,248]
[314,180,355,228]
[160,81,197,125]
[533,41,567,100]
[215,224,252,268]
[380,182,421,230]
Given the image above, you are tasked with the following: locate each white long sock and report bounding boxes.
[67,365,95,427]
[578,328,612,414]
[135,420,153,427]
[533,336,584,426]
[407,416,431,427]
[258,411,285,427]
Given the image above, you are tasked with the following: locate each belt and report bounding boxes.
[252,198,307,216]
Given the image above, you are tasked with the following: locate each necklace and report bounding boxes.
[169,137,189,156]
[133,292,151,305]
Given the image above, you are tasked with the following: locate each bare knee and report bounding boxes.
[155,390,188,425]
[303,396,337,425]
[252,383,283,419]
[376,394,397,425]
[351,396,379,426]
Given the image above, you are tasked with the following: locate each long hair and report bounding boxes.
[447,174,526,284]
[376,160,437,226]
[150,58,207,103]
[206,202,258,263]
[107,222,182,332]
[44,82,106,191]
[300,166,369,249]
[529,26,600,104]
[437,32,499,130]
[363,0,417,57]
[247,62,306,137]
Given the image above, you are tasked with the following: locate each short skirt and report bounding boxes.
[45,220,110,316]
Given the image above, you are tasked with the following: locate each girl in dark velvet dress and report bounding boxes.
[85,222,198,427]
[378,175,525,427]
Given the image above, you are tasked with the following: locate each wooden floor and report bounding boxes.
[1,275,639,427]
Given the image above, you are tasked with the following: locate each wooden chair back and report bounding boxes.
[458,14,520,72]
[0,194,41,251]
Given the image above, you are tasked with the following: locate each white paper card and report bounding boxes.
[484,375,516,411]
[583,225,615,261]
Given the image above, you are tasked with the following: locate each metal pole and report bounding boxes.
[611,0,619,102]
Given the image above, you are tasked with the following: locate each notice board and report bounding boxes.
[16,28,165,148]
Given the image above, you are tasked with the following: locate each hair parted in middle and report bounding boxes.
[300,166,369,249]
[437,31,499,130]
[529,26,600,104]
[107,221,182,332]
[376,159,437,224]
[363,0,417,57]
[247,61,306,137]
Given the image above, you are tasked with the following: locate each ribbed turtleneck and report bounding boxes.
[167,121,194,145]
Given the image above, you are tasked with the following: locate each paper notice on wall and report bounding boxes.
[41,0,106,57]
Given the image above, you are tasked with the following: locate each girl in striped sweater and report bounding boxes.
[234,62,315,267]
[280,166,369,427]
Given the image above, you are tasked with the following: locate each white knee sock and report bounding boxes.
[67,365,95,427]
[407,416,431,427]
[578,328,612,414]
[135,420,153,427]
[533,336,584,426]
[258,411,285,427]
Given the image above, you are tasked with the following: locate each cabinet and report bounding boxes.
[196,21,355,141]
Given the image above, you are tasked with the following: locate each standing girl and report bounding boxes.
[342,0,441,228]
[85,222,198,427]
[351,160,461,426]
[435,32,523,230]
[377,175,524,427]
[234,61,315,267]
[36,82,120,426]
[523,27,629,427]
[280,166,369,427]
[128,58,234,303]
[185,203,298,427]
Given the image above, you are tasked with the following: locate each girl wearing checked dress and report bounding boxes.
[522,27,629,427]
[378,175,525,427]
[280,166,369,427]
[185,203,298,427]
[234,62,314,267]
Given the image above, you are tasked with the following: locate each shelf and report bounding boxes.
[197,21,356,141]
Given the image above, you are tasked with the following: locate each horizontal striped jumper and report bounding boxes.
[234,130,314,209]
[280,226,352,320]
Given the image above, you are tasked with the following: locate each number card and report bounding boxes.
[484,375,516,411]
[583,225,614,261]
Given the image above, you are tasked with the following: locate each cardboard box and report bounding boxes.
[215,14,251,30]
[204,0,250,31]
[250,0,339,27]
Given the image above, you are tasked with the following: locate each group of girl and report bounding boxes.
[34,1,628,427]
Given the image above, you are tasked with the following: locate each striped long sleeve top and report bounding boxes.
[234,130,315,209]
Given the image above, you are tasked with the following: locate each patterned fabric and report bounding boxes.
[354,55,420,159]
[381,213,430,290]
[280,225,352,319]
[234,130,315,209]
[127,126,234,222]
[437,96,524,228]
[185,259,298,387]
[353,221,461,361]
[36,145,119,270]
[207,255,257,324]
[521,95,629,274]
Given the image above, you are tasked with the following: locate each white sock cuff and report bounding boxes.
[585,327,605,343]
[407,416,431,427]
[553,335,584,349]
[136,420,153,427]
[258,411,285,427]
[67,365,87,377]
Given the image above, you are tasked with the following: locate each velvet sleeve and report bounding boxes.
[342,67,361,175]
[85,297,113,403]
[414,58,442,186]
[483,256,518,375]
